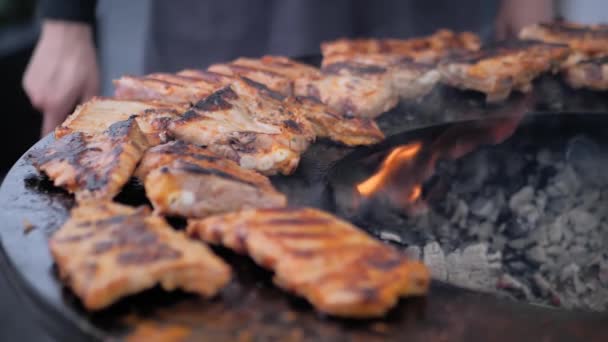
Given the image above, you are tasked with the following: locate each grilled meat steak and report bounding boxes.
[323,53,440,101]
[114,71,232,104]
[187,207,430,318]
[209,56,385,145]
[295,62,399,118]
[33,117,149,202]
[520,22,608,58]
[135,140,225,179]
[168,77,315,175]
[50,202,231,310]
[438,40,569,102]
[55,97,181,146]
[563,56,608,90]
[290,96,384,146]
[315,30,478,106]
[136,141,286,218]
[321,29,480,65]
[210,56,323,97]
[208,62,294,95]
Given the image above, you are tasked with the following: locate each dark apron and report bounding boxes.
[144,0,497,72]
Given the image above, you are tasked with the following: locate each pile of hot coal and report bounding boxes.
[339,122,608,311]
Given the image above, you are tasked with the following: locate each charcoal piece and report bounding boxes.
[526,245,547,265]
[498,274,534,300]
[404,245,421,261]
[566,135,608,187]
[470,197,496,221]
[444,244,502,292]
[423,242,447,281]
[567,208,600,234]
[536,149,554,166]
[509,186,534,214]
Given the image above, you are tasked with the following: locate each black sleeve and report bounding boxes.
[39,0,98,24]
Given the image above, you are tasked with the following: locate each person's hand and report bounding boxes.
[23,20,100,136]
[495,0,553,40]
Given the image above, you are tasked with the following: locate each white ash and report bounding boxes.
[379,231,402,244]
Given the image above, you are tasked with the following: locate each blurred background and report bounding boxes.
[0,0,607,340]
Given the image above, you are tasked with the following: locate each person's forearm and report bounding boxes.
[23,15,100,136]
[496,0,553,39]
[498,0,554,19]
[39,0,98,24]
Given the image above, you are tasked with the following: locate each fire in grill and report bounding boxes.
[329,112,608,312]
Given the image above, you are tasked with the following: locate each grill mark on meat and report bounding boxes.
[394,57,434,70]
[446,41,529,64]
[193,86,237,111]
[266,231,335,239]
[117,244,182,265]
[76,214,137,228]
[581,56,608,66]
[106,116,138,138]
[322,62,387,75]
[539,22,608,37]
[81,144,125,191]
[282,119,302,133]
[93,240,117,254]
[446,40,566,64]
[91,221,158,254]
[241,77,286,100]
[172,162,258,187]
[263,217,333,226]
[366,253,406,271]
[179,110,201,121]
[54,231,96,243]
[144,114,173,131]
[256,207,305,213]
[139,77,182,88]
[152,141,221,162]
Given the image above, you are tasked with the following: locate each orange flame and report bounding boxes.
[354,95,530,212]
[356,142,423,200]
[408,185,422,202]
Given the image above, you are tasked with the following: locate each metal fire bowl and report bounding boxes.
[1,111,607,341]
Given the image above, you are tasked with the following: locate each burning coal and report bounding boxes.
[357,142,423,198]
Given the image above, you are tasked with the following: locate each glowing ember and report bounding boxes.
[356,142,422,198]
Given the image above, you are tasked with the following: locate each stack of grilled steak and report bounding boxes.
[520,22,608,91]
[31,22,608,318]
